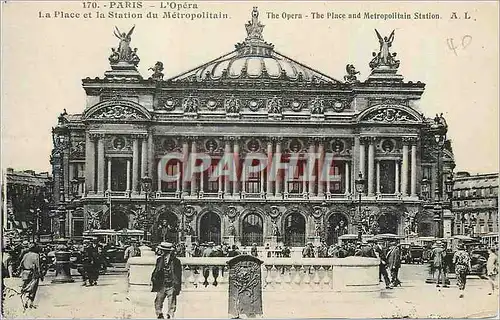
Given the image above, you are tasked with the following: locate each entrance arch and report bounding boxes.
[284,211,306,247]
[199,212,221,244]
[157,212,179,243]
[241,213,263,246]
[378,211,399,234]
[326,213,349,245]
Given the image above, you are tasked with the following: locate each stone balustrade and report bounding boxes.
[128,253,380,294]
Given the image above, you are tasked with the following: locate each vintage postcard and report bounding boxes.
[1,1,498,319]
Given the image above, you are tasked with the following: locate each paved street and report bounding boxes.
[2,264,498,319]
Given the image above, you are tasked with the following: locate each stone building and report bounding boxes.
[451,172,498,237]
[4,168,52,240]
[50,8,455,246]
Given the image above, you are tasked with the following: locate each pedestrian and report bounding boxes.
[486,247,498,295]
[453,243,471,298]
[19,243,41,309]
[151,242,182,319]
[374,240,392,289]
[81,239,99,286]
[124,239,141,262]
[250,243,258,257]
[430,240,448,288]
[387,241,402,287]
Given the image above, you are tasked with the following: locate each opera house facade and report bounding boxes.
[50,8,455,247]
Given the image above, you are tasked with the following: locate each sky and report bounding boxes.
[1,1,498,174]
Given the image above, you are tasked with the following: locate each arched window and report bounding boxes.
[326,213,348,245]
[284,212,306,247]
[200,212,221,244]
[241,213,263,246]
[157,212,179,243]
[378,212,398,234]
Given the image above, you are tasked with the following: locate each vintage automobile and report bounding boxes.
[401,244,425,264]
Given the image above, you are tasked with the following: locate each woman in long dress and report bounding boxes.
[19,244,41,309]
[452,243,471,298]
[486,247,498,295]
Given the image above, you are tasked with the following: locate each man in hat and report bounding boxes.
[124,239,141,261]
[151,242,182,319]
[387,241,402,287]
[430,240,447,288]
[81,239,99,286]
[374,240,392,289]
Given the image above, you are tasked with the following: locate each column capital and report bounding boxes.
[130,133,147,139]
[89,133,105,140]
[359,136,376,145]
[271,136,283,142]
[402,136,419,145]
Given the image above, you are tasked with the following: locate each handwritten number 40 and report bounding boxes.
[447,35,472,56]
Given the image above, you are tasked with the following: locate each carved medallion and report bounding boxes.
[163,138,177,151]
[163,97,177,111]
[205,138,219,153]
[184,205,196,218]
[246,139,261,152]
[288,138,303,153]
[248,99,261,112]
[269,206,281,219]
[380,139,395,153]
[289,99,303,112]
[227,206,238,219]
[206,98,218,111]
[312,206,324,219]
[113,137,126,150]
[331,139,345,153]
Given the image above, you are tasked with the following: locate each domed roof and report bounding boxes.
[169,8,339,84]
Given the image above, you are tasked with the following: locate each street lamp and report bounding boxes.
[141,175,153,241]
[355,172,366,241]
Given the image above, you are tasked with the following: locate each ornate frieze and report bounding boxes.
[224,95,241,115]
[267,96,283,114]
[93,105,146,120]
[362,105,419,123]
[182,95,200,113]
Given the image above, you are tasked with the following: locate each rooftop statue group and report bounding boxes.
[109,25,140,66]
[369,29,400,70]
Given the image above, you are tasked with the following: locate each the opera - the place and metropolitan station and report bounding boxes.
[50,8,455,250]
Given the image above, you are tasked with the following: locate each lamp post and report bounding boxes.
[355,172,366,241]
[141,175,152,241]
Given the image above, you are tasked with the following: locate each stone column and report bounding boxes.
[224,139,231,197]
[107,158,112,191]
[157,159,162,192]
[302,161,307,197]
[176,162,181,195]
[191,139,197,196]
[395,160,400,194]
[344,162,350,194]
[126,160,131,192]
[410,140,417,197]
[359,138,366,184]
[148,134,154,178]
[275,139,282,197]
[317,139,325,198]
[266,140,273,197]
[376,160,381,195]
[132,137,139,193]
[233,139,240,196]
[241,163,246,194]
[325,160,330,196]
[97,136,105,193]
[260,167,265,195]
[307,140,316,197]
[402,139,409,196]
[141,138,147,179]
[367,139,375,196]
[182,139,189,196]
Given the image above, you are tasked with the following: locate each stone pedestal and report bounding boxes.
[185,235,193,257]
[227,236,235,247]
[51,251,74,283]
[139,245,155,257]
[269,236,278,249]
[313,236,321,247]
